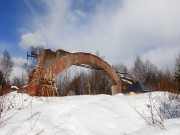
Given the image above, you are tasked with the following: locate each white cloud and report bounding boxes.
[19,32,46,49]
[142,46,179,70]
[19,0,180,69]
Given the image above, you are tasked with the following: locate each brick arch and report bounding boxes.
[19,49,122,96]
[44,53,121,86]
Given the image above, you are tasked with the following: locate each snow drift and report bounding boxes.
[0,91,180,135]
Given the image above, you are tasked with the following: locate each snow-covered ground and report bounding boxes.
[0,91,180,135]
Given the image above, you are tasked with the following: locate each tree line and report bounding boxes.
[0,48,179,96]
[56,53,180,96]
[113,55,179,94]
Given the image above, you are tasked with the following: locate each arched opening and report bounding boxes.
[44,52,122,95]
[54,65,114,96]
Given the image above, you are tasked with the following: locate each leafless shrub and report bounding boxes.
[133,93,165,129]
[159,93,180,119]
[0,92,44,135]
[0,95,9,129]
[134,92,180,129]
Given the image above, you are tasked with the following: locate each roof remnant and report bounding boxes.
[123,81,151,93]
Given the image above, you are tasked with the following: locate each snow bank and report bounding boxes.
[0,91,180,135]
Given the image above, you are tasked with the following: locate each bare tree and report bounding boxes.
[112,63,128,74]
[88,51,111,95]
[0,71,4,92]
[0,50,14,91]
[130,56,150,83]
[56,68,72,96]
[11,73,27,87]
[130,56,159,89]
[23,62,34,83]
[174,53,180,93]
[88,69,111,95]
[67,72,89,95]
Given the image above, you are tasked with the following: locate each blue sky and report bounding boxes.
[0,0,180,77]
[0,0,28,56]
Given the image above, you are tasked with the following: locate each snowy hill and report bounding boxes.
[0,91,180,135]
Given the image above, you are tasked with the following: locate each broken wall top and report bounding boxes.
[42,49,70,69]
